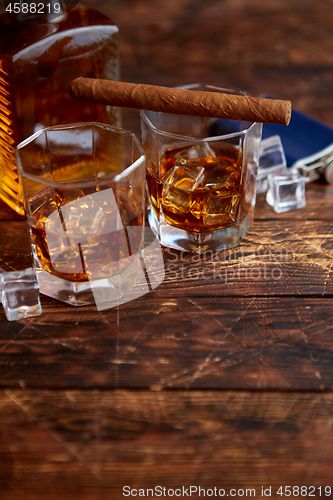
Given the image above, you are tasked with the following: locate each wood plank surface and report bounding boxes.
[1,293,333,390]
[1,187,333,295]
[1,0,333,498]
[0,181,332,391]
[1,389,333,500]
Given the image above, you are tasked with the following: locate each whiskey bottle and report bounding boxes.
[0,1,120,214]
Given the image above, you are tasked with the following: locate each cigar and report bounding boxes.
[69,77,291,126]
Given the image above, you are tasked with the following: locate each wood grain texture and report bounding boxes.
[0,184,333,391]
[1,389,333,500]
[1,294,333,390]
[1,0,333,497]
[84,0,333,126]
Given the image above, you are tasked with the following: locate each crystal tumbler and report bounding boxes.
[141,85,262,253]
[16,123,146,308]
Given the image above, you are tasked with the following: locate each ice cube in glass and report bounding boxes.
[162,160,205,213]
[201,161,241,228]
[174,141,217,165]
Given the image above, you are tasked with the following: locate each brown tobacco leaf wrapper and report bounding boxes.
[69,77,292,125]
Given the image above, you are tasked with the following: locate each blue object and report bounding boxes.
[262,109,333,167]
[210,109,333,167]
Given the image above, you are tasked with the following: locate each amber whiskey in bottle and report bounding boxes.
[0,2,120,214]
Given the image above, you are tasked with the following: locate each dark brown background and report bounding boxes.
[79,0,333,138]
[1,1,333,499]
[102,0,333,120]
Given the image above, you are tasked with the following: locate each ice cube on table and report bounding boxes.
[0,268,42,321]
[266,171,306,213]
[257,136,288,194]
[162,160,205,213]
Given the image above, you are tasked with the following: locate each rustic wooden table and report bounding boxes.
[1,0,333,499]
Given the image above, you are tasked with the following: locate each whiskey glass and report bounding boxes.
[140,84,262,253]
[15,123,146,309]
